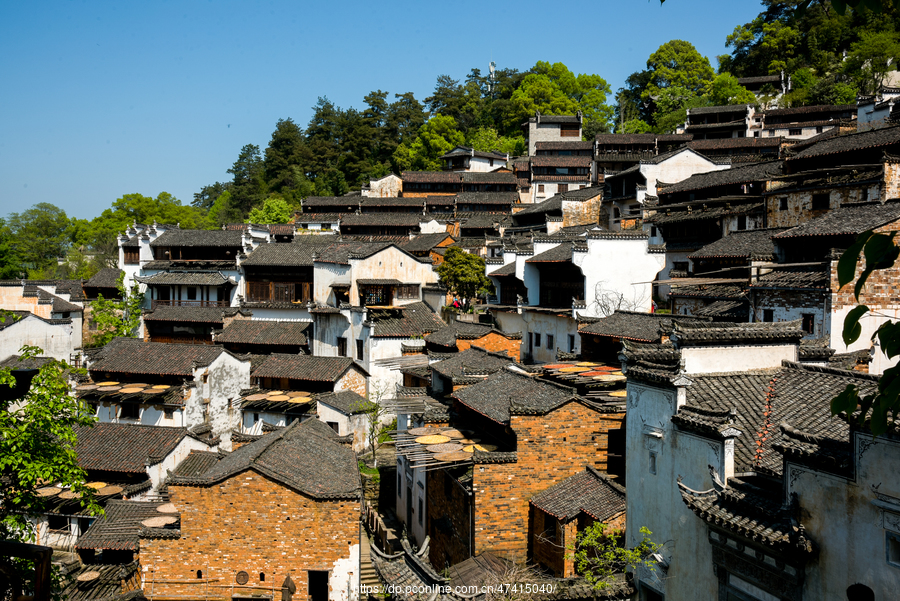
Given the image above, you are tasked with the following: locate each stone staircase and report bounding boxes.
[359,524,381,593]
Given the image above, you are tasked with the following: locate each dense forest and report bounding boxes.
[3,0,899,281]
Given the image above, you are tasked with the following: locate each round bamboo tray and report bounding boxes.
[458,438,481,445]
[141,516,177,528]
[441,429,465,439]
[267,395,290,402]
[142,389,164,395]
[85,482,107,489]
[58,490,80,500]
[97,386,121,392]
[434,451,470,462]
[415,435,451,445]
[152,385,170,390]
[266,390,284,396]
[156,503,178,514]
[287,391,310,398]
[97,485,123,496]
[95,381,119,386]
[288,397,311,404]
[76,572,100,582]
[75,385,98,391]
[576,362,599,367]
[558,367,588,373]
[36,486,61,497]
[580,371,612,377]
[541,364,575,370]
[408,427,443,436]
[593,375,625,382]
[426,443,463,453]
[245,394,268,401]
[607,390,628,397]
[472,444,498,452]
[119,388,144,394]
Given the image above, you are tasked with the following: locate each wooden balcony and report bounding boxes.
[152,300,230,309]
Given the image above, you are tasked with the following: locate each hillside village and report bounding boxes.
[7,87,900,601]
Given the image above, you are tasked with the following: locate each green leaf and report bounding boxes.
[831,384,860,415]
[837,232,871,289]
[843,305,869,345]
[832,0,847,15]
[876,322,900,359]
[863,232,899,270]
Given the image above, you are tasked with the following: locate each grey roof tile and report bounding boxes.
[89,338,229,376]
[530,467,626,522]
[451,367,577,424]
[74,423,187,473]
[150,229,243,247]
[215,320,311,346]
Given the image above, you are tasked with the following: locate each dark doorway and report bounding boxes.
[308,570,328,601]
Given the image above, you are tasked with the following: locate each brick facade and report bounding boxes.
[530,510,626,577]
[457,332,521,361]
[831,218,900,310]
[426,468,473,570]
[140,471,359,601]
[336,366,368,397]
[470,403,624,563]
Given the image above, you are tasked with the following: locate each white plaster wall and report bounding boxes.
[419,219,446,234]
[313,312,352,357]
[192,352,251,450]
[680,344,798,374]
[94,401,185,428]
[348,247,438,307]
[753,303,826,340]
[641,150,728,200]
[145,434,217,493]
[241,410,287,434]
[793,433,900,599]
[625,380,722,600]
[519,311,578,364]
[317,402,369,453]
[363,174,402,198]
[574,237,666,317]
[249,309,313,323]
[0,316,76,361]
[658,250,691,302]
[365,337,402,395]
[330,544,360,601]
[314,263,352,307]
[830,306,900,375]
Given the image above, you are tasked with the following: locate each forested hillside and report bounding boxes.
[3,0,898,281]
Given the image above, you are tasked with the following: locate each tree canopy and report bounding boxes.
[435,247,492,302]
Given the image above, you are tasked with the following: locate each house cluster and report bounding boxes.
[7,92,900,601]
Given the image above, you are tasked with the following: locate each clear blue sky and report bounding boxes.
[0,0,764,221]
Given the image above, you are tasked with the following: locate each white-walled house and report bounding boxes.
[0,310,77,361]
[486,231,665,363]
[620,319,898,600]
[82,337,251,449]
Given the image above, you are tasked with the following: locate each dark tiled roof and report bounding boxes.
[369,302,446,337]
[89,338,229,376]
[578,310,711,342]
[430,346,513,384]
[439,146,507,160]
[530,156,593,168]
[425,321,493,347]
[646,200,763,225]
[76,500,168,551]
[750,266,829,289]
[401,171,461,183]
[595,133,692,145]
[687,137,783,151]
[678,363,877,475]
[293,213,344,223]
[314,241,393,265]
[357,278,403,286]
[460,171,517,184]
[142,305,234,323]
[526,114,581,123]
[74,423,187,473]
[135,271,231,286]
[251,354,357,382]
[689,104,753,115]
[172,450,221,478]
[787,124,900,160]
[489,261,517,276]
[671,320,803,347]
[738,75,781,85]
[85,268,124,288]
[242,241,331,266]
[766,103,856,117]
[459,213,509,229]
[694,299,750,320]
[149,229,243,248]
[0,355,55,370]
[456,192,517,205]
[399,233,454,253]
[175,419,360,499]
[452,367,577,424]
[535,141,593,151]
[658,161,782,196]
[689,229,787,260]
[301,196,361,209]
[667,283,746,299]
[530,467,626,522]
[58,560,142,601]
[42,290,83,314]
[361,196,427,207]
[526,243,573,263]
[216,320,311,346]
[773,201,900,238]
[340,213,425,226]
[315,390,368,415]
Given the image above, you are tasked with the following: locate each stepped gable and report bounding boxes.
[171,419,360,499]
[530,467,626,523]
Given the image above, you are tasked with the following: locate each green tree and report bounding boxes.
[572,523,661,590]
[651,86,709,134]
[0,219,23,279]
[191,182,231,210]
[644,40,715,99]
[0,346,99,599]
[393,114,465,172]
[706,73,757,106]
[89,274,144,347]
[247,196,293,224]
[465,127,526,156]
[227,144,267,217]
[842,30,900,95]
[621,119,653,134]
[434,247,491,305]
[6,203,72,276]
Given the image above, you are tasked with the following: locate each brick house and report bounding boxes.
[529,467,626,577]
[402,367,624,569]
[522,112,583,157]
[425,321,522,361]
[139,419,362,601]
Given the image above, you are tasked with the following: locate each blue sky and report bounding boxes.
[0,0,764,221]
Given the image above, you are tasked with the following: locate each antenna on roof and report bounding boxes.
[488,61,497,99]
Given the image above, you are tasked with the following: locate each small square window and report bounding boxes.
[887,532,900,568]
[418,497,423,525]
[119,403,140,420]
[789,128,802,136]
[546,334,554,350]
[802,314,815,335]
[812,193,829,210]
[534,333,541,347]
[779,197,788,210]
[356,339,364,360]
[649,451,657,475]
[763,309,774,323]
[164,408,174,419]
[568,335,575,353]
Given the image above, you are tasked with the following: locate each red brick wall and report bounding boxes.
[457,333,521,361]
[471,403,624,562]
[426,469,472,570]
[140,471,359,600]
[831,219,900,310]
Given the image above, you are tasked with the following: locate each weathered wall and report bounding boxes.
[766,185,879,228]
[0,315,76,361]
[471,402,624,562]
[348,247,438,307]
[362,174,402,198]
[518,312,578,364]
[681,343,797,374]
[195,352,252,449]
[141,472,360,601]
[561,195,601,227]
[426,469,472,570]
[335,365,368,398]
[752,289,826,339]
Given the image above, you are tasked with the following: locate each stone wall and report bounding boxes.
[470,403,624,562]
[141,472,360,601]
